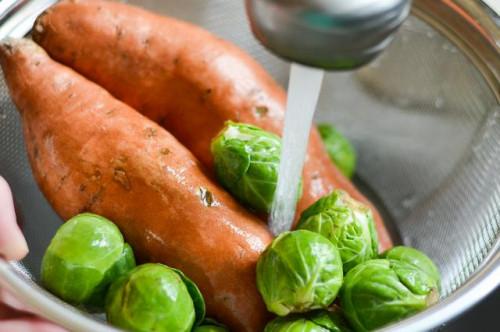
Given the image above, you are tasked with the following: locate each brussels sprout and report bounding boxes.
[86,243,136,309]
[341,259,439,331]
[194,326,228,332]
[265,311,351,332]
[307,309,353,332]
[257,230,343,316]
[264,316,329,332]
[106,263,196,332]
[193,318,229,332]
[170,267,206,327]
[318,124,356,178]
[41,213,135,307]
[297,190,378,272]
[211,121,301,213]
[381,246,440,291]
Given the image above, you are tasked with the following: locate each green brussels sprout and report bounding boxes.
[194,326,228,332]
[264,316,329,332]
[265,311,352,332]
[257,230,343,316]
[264,310,352,332]
[307,309,353,332]
[41,213,135,307]
[381,246,441,292]
[86,243,136,309]
[105,263,196,332]
[211,121,301,213]
[341,259,439,331]
[193,318,229,332]
[170,267,206,327]
[318,124,357,178]
[297,190,378,273]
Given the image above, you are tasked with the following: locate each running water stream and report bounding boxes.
[269,63,325,236]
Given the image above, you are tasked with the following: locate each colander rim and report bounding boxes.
[0,0,498,331]
[0,238,498,332]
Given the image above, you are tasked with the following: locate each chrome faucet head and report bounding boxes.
[245,0,412,70]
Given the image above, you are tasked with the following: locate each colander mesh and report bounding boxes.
[0,0,498,306]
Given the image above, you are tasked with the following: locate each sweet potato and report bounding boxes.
[0,38,272,332]
[33,0,393,249]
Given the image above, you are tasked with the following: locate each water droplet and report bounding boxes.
[471,143,482,156]
[370,60,381,68]
[402,194,417,209]
[426,31,435,39]
[395,97,410,107]
[403,20,412,28]
[0,111,6,120]
[434,97,445,109]
[486,114,497,127]
[402,235,416,246]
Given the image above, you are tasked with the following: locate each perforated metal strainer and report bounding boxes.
[0,1,498,331]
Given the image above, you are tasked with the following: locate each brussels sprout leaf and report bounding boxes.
[171,268,206,327]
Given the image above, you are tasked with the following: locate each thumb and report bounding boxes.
[0,318,66,332]
[0,176,28,261]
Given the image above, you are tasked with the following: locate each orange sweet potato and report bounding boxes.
[33,0,392,249]
[0,38,272,332]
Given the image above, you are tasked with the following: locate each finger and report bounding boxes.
[0,301,31,320]
[0,176,29,260]
[0,286,31,313]
[0,318,67,332]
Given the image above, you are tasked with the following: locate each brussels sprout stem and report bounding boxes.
[426,288,439,306]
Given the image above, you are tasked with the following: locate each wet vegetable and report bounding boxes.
[41,213,135,307]
[105,263,196,332]
[264,316,329,332]
[194,326,229,332]
[193,318,229,332]
[340,259,439,331]
[307,309,353,332]
[211,121,301,213]
[317,124,356,178]
[297,190,378,272]
[381,246,441,291]
[86,243,136,309]
[264,310,351,332]
[257,230,343,316]
[170,267,206,327]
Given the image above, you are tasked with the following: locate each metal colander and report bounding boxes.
[0,0,498,331]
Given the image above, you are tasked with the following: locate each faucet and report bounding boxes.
[245,0,412,70]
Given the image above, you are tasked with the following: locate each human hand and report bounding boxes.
[0,176,66,332]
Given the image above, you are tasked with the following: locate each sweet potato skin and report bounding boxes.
[0,38,272,332]
[33,0,392,249]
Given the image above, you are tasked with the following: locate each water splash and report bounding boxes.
[402,194,417,209]
[269,63,324,236]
